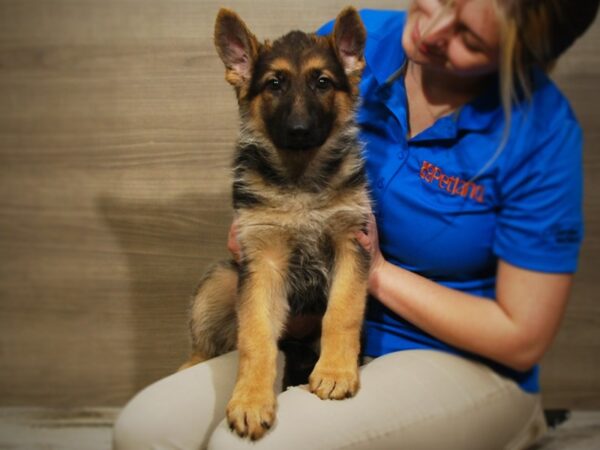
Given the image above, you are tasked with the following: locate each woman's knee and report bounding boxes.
[112,388,171,449]
[207,350,543,450]
[113,352,240,449]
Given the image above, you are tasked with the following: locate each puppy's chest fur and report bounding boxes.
[232,139,370,316]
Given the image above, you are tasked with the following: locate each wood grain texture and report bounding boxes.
[543,24,600,408]
[0,0,598,408]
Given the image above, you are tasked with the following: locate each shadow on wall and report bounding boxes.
[97,191,232,395]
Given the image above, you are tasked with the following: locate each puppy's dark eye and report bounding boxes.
[316,76,332,90]
[267,78,282,91]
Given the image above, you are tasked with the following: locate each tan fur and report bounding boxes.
[227,236,289,440]
[183,7,369,441]
[247,95,269,136]
[332,90,359,132]
[309,234,368,399]
[262,58,294,77]
[182,261,239,366]
[214,8,260,98]
[178,352,208,371]
[300,56,332,75]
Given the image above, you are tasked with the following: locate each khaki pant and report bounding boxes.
[113,350,547,450]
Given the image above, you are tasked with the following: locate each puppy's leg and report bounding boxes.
[180,260,239,371]
[178,352,207,371]
[226,245,289,440]
[309,235,369,400]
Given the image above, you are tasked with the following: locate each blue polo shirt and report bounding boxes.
[319,10,584,392]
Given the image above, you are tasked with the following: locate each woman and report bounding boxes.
[113,1,599,448]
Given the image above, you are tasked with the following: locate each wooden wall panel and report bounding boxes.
[0,0,598,408]
[543,24,600,408]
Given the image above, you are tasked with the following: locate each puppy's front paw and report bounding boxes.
[226,391,276,440]
[309,361,359,400]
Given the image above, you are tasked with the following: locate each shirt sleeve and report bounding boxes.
[493,115,584,273]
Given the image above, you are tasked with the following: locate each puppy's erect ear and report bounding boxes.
[214,9,260,87]
[332,7,366,76]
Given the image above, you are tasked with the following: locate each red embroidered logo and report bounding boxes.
[419,161,485,203]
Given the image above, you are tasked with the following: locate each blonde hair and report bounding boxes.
[494,0,558,119]
[477,0,597,179]
[406,0,598,178]
[495,0,600,123]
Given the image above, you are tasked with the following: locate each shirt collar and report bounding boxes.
[363,14,408,87]
[375,72,503,142]
[363,13,503,139]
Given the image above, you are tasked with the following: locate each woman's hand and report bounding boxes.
[227,219,242,262]
[354,214,573,371]
[355,213,387,291]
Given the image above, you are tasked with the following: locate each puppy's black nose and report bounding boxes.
[288,123,310,139]
[284,113,315,150]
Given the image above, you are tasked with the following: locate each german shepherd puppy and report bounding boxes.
[181,7,370,440]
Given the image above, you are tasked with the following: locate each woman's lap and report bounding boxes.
[113,351,244,450]
[113,350,546,450]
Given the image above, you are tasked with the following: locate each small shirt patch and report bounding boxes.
[544,223,582,244]
[419,160,485,203]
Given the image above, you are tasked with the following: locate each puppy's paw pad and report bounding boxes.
[309,365,359,400]
[226,396,276,440]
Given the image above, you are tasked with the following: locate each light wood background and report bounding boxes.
[0,0,598,408]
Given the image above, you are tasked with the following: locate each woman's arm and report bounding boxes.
[358,215,572,372]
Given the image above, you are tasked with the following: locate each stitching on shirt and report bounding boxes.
[420,160,485,203]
